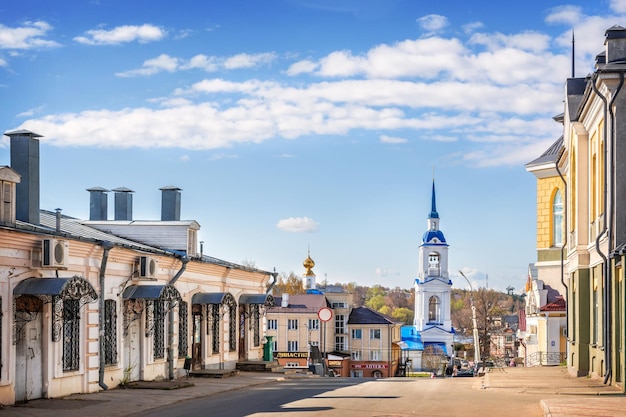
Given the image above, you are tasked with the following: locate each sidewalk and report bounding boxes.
[2,367,625,417]
[483,366,626,417]
[0,372,296,417]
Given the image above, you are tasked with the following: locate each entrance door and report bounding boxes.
[192,312,202,370]
[124,320,141,381]
[15,316,43,402]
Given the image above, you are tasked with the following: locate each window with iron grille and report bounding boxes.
[211,304,220,353]
[104,300,117,365]
[229,304,236,352]
[178,301,188,358]
[153,300,165,359]
[62,299,80,371]
[252,304,260,347]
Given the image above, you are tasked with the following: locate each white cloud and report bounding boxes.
[276,217,320,233]
[417,14,449,33]
[117,52,276,77]
[74,24,166,45]
[116,54,180,77]
[0,21,60,49]
[16,105,45,118]
[380,134,407,144]
[611,0,626,13]
[286,59,318,75]
[223,52,277,69]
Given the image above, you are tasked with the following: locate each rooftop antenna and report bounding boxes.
[571,30,575,78]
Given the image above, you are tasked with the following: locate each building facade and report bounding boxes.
[532,26,626,387]
[1,129,275,405]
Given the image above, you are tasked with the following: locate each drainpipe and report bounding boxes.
[98,241,114,390]
[555,151,569,342]
[167,256,189,380]
[266,268,278,294]
[591,71,624,385]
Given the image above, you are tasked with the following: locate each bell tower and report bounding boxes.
[414,180,453,343]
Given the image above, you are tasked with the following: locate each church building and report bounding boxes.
[401,180,455,371]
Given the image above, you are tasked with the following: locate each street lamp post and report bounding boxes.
[458,271,481,369]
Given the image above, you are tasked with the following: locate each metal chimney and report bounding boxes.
[160,185,181,221]
[112,187,134,221]
[87,186,109,220]
[6,129,42,225]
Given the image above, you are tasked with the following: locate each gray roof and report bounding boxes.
[525,136,564,168]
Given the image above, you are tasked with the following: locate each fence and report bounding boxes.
[526,351,566,367]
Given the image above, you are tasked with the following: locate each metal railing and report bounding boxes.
[526,351,566,367]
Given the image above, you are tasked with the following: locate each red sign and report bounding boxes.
[351,363,389,369]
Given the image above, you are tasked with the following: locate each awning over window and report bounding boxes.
[239,293,275,306]
[122,284,180,301]
[192,292,236,306]
[13,276,97,303]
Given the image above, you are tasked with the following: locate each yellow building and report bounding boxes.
[529,25,626,387]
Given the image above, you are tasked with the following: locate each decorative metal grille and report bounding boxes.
[104,300,117,365]
[229,303,236,352]
[178,301,188,358]
[62,299,80,371]
[145,300,154,337]
[13,295,42,345]
[52,297,64,342]
[153,300,165,359]
[252,304,260,347]
[211,304,220,353]
[123,299,144,337]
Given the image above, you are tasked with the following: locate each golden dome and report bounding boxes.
[303,250,315,276]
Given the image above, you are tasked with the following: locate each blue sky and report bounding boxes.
[0,0,622,292]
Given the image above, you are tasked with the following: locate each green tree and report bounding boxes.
[392,307,414,325]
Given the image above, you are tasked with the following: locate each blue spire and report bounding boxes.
[429,180,439,219]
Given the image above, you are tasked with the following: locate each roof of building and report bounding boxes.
[525,136,564,168]
[269,293,329,311]
[541,296,566,312]
[347,306,400,325]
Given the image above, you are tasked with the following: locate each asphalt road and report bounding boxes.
[129,376,544,417]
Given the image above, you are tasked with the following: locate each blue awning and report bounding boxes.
[192,292,231,305]
[122,284,180,301]
[239,293,275,305]
[14,277,97,302]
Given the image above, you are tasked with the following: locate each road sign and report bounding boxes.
[318,307,332,322]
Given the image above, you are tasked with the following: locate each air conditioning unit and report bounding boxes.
[42,238,69,268]
[137,256,158,279]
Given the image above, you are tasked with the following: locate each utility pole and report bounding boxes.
[459,271,481,368]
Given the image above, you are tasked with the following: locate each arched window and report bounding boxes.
[428,296,441,324]
[553,189,563,247]
[428,253,440,276]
